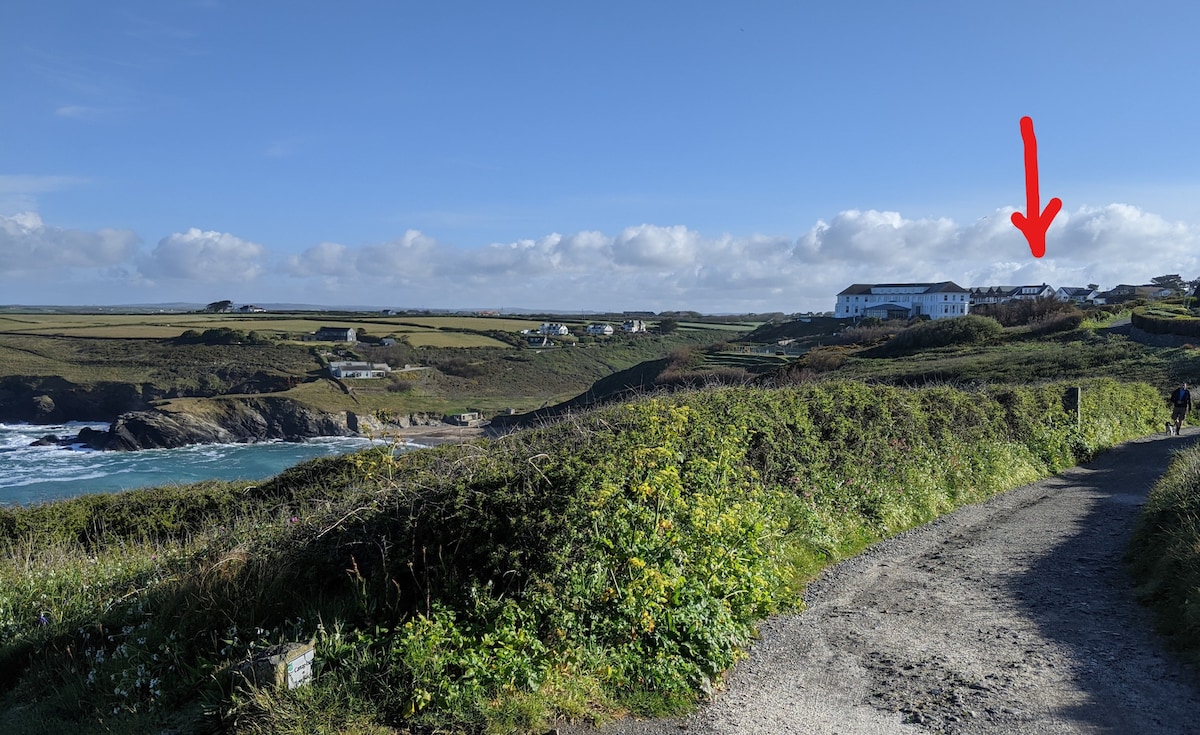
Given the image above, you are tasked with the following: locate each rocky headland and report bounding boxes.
[23,397,455,451]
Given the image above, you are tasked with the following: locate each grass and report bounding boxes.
[0,377,1165,734]
[1128,442,1200,663]
[403,333,512,348]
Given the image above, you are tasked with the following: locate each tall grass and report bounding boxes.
[0,378,1165,734]
[1128,443,1200,661]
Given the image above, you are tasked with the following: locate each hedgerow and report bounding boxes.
[0,378,1165,734]
[1127,443,1200,662]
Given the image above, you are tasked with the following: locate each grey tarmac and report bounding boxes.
[562,430,1200,734]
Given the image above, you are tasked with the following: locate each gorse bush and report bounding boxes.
[874,314,1004,355]
[971,297,1079,327]
[0,379,1165,734]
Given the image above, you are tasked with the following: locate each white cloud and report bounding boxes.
[6,202,1200,312]
[139,228,268,283]
[0,212,139,274]
[260,204,1200,312]
[612,224,702,268]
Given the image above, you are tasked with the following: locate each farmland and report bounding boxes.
[0,310,750,422]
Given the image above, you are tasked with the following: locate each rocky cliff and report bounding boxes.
[0,376,156,423]
[82,397,362,451]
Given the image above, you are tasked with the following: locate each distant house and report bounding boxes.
[238,304,266,313]
[968,286,1016,306]
[380,337,398,346]
[380,309,398,316]
[527,335,553,347]
[446,411,486,427]
[621,319,648,333]
[1010,284,1056,301]
[312,326,357,342]
[836,282,970,320]
[1099,284,1175,304]
[328,361,390,379]
[539,323,570,336]
[969,284,1055,306]
[1055,286,1101,304]
[586,323,614,336]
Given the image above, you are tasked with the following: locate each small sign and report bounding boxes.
[286,647,315,689]
[241,641,316,690]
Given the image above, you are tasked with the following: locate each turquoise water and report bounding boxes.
[0,422,398,506]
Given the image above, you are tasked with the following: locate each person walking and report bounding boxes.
[1169,382,1192,435]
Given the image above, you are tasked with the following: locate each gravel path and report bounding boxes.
[562,430,1200,734]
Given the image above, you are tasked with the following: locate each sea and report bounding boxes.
[0,421,401,506]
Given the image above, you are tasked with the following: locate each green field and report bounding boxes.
[0,311,743,422]
[0,313,547,340]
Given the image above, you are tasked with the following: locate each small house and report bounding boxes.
[313,327,357,342]
[586,323,614,336]
[329,361,390,379]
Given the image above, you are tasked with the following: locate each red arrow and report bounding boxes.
[1010,116,1062,258]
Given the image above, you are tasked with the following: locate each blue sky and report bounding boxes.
[4,1,1200,313]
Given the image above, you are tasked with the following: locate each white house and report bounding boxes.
[1055,286,1100,304]
[835,282,970,320]
[539,323,570,336]
[328,361,391,379]
[621,319,647,333]
[586,323,614,336]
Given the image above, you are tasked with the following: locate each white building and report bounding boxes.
[621,319,647,333]
[835,282,970,320]
[586,323,614,336]
[1055,286,1101,304]
[539,323,570,336]
[329,361,391,379]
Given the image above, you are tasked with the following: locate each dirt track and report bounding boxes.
[563,430,1200,734]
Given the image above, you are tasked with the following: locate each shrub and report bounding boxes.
[1131,306,1200,339]
[436,357,486,378]
[1128,443,1200,661]
[972,297,1077,327]
[1027,309,1085,335]
[875,315,1003,355]
[802,346,848,372]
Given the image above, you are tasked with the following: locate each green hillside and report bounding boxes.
[0,377,1164,734]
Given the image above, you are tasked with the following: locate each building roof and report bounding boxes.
[838,281,968,296]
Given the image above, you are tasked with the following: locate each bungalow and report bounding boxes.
[586,323,614,336]
[835,282,970,320]
[539,322,571,336]
[328,361,391,379]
